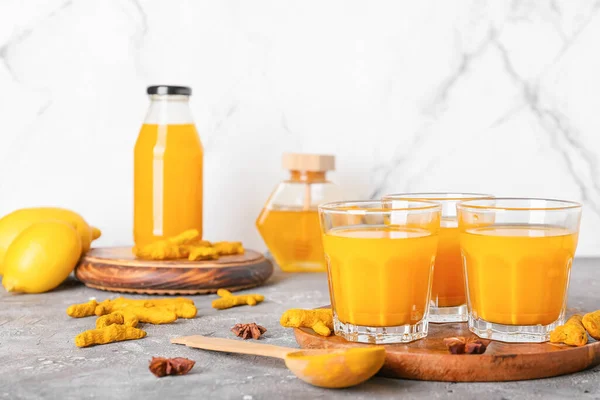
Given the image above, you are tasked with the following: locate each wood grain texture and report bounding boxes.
[294,320,600,382]
[75,247,273,295]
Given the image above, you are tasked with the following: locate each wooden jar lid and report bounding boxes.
[282,153,335,172]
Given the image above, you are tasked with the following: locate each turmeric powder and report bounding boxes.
[280,308,334,336]
[75,324,147,348]
[582,311,600,340]
[550,314,588,346]
[66,300,98,318]
[211,289,264,310]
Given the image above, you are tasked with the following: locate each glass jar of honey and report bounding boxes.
[133,85,203,247]
[256,153,343,272]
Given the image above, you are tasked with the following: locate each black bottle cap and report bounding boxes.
[147,85,192,96]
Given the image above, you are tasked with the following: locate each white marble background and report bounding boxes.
[0,0,598,256]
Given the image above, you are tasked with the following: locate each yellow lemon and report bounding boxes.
[0,207,100,274]
[2,221,82,293]
[91,226,102,241]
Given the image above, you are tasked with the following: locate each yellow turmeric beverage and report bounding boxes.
[256,208,325,272]
[134,123,203,247]
[432,219,464,307]
[323,226,438,327]
[461,225,578,326]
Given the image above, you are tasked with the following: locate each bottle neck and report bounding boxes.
[144,95,194,125]
[289,170,327,183]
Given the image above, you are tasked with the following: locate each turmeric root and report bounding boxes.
[96,312,125,329]
[185,238,212,247]
[280,308,334,336]
[188,246,219,261]
[66,300,98,318]
[75,324,147,348]
[133,229,201,260]
[95,301,176,324]
[92,297,196,319]
[94,298,129,316]
[69,296,195,348]
[187,241,243,260]
[132,228,243,261]
[95,311,139,329]
[125,306,177,324]
[212,242,244,256]
[168,229,202,245]
[145,297,195,306]
[582,311,600,340]
[118,310,140,327]
[550,314,588,346]
[158,303,197,319]
[211,289,264,310]
[133,242,190,260]
[143,298,197,318]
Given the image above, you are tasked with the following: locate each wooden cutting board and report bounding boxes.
[75,247,273,295]
[294,319,600,382]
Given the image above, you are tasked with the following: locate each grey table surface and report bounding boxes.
[0,258,599,400]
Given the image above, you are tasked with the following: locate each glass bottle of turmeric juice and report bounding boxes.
[134,85,203,247]
[256,153,343,272]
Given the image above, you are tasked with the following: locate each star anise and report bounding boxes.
[149,357,195,377]
[231,323,267,340]
[465,339,487,354]
[443,337,488,355]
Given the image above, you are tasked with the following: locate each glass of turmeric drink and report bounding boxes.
[382,193,492,323]
[457,198,582,343]
[319,200,441,344]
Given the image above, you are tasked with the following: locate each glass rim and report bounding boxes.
[318,199,442,214]
[383,192,493,201]
[456,197,582,211]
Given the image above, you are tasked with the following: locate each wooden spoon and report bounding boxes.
[171,335,386,389]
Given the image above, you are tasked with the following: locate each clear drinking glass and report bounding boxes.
[457,198,582,343]
[318,200,441,344]
[382,193,492,323]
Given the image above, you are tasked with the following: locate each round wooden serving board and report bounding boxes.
[75,247,273,295]
[294,320,600,382]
